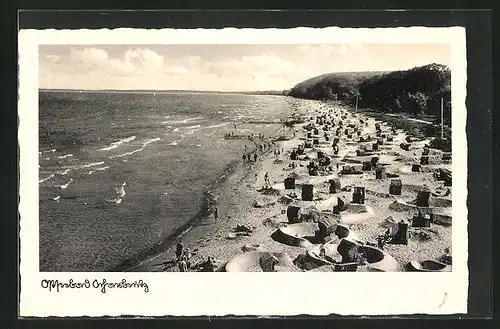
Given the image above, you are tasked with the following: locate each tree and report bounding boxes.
[404,92,428,117]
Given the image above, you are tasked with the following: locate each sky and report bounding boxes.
[39,44,451,91]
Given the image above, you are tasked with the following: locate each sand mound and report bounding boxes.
[242,243,265,252]
[296,243,398,272]
[272,223,320,247]
[405,260,451,272]
[225,251,298,272]
[340,204,375,224]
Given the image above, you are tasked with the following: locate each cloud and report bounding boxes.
[201,54,296,80]
[163,66,190,75]
[49,47,165,77]
[123,48,164,72]
[298,44,364,58]
[70,47,109,65]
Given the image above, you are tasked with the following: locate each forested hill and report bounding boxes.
[288,71,387,100]
[288,63,451,120]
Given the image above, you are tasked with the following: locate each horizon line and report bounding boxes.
[38,88,288,93]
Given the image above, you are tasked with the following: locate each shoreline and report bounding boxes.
[118,125,290,272]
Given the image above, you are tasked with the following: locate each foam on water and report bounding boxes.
[39,149,56,155]
[57,154,74,159]
[39,174,55,183]
[162,116,204,125]
[56,168,71,175]
[110,138,161,159]
[99,136,136,151]
[59,178,73,189]
[80,161,105,169]
[206,123,227,129]
[106,182,127,204]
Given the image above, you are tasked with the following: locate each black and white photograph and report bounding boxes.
[19,26,468,316]
[37,43,454,273]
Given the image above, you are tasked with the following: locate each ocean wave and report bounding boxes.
[169,135,185,145]
[114,182,127,198]
[185,116,203,121]
[162,117,203,125]
[99,136,136,151]
[60,178,73,189]
[106,198,122,204]
[110,138,160,159]
[80,161,105,169]
[87,166,111,175]
[39,149,56,155]
[173,128,179,132]
[106,182,126,203]
[56,168,71,175]
[184,124,201,130]
[39,174,55,183]
[206,123,227,129]
[57,154,74,159]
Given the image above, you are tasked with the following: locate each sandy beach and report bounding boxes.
[128,100,452,273]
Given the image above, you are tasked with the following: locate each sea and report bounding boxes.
[38,90,312,272]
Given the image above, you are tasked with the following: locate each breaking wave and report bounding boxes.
[99,136,136,151]
[110,138,161,159]
[39,174,55,183]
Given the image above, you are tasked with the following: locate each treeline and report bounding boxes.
[288,64,451,121]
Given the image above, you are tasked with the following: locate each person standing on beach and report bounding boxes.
[264,172,270,187]
[178,256,188,272]
[176,242,184,261]
[254,153,257,162]
[242,154,246,163]
[214,207,219,223]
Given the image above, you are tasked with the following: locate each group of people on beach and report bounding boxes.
[224,132,236,139]
[273,148,284,157]
[243,152,258,163]
[175,240,218,272]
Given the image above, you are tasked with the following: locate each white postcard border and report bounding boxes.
[19,26,468,317]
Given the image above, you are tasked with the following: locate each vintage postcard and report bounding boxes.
[19,26,468,316]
